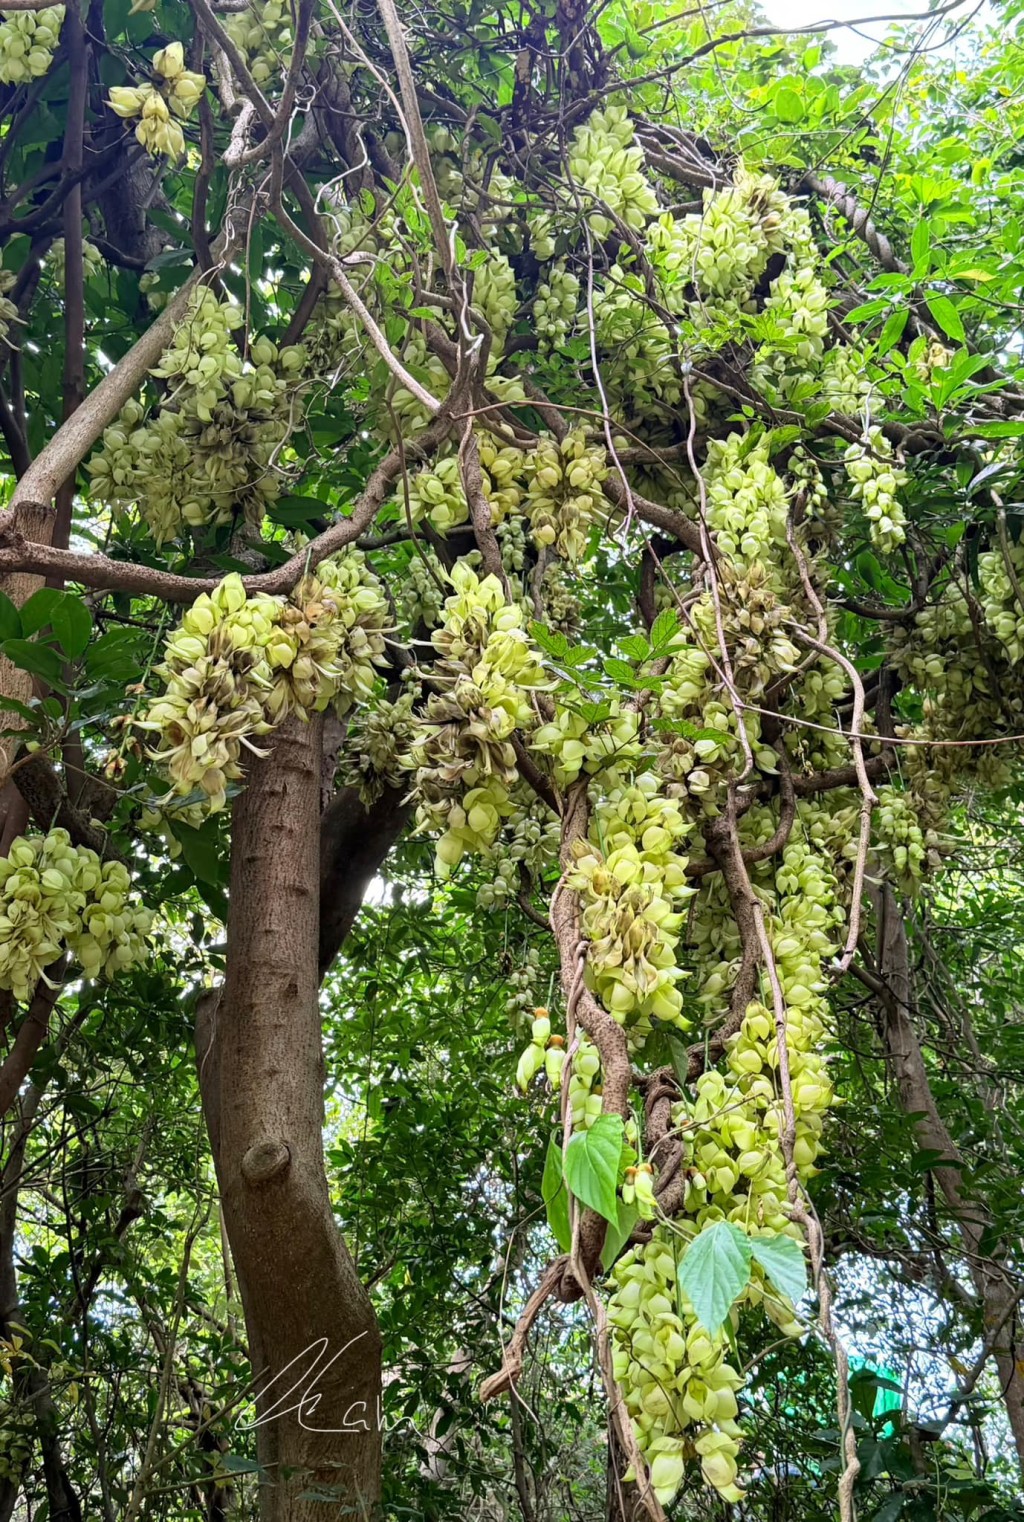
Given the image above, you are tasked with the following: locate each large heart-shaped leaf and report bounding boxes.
[542,1131,571,1253]
[563,1113,623,1226]
[600,1197,640,1272]
[748,1232,808,1307]
[677,1220,751,1335]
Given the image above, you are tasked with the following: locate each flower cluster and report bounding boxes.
[397,437,527,537]
[225,0,295,88]
[609,1230,747,1503]
[515,1009,566,1091]
[703,432,790,567]
[874,785,937,892]
[108,42,205,159]
[523,430,608,561]
[606,803,840,1505]
[534,264,580,349]
[88,292,305,542]
[476,787,560,910]
[568,1036,603,1130]
[407,566,548,874]
[0,6,64,85]
[648,166,795,307]
[140,560,388,811]
[47,237,105,290]
[980,539,1024,663]
[570,777,695,1040]
[567,104,660,238]
[844,427,907,554]
[472,254,518,346]
[531,701,641,787]
[0,832,151,1002]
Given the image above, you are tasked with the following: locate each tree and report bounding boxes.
[1,0,1024,1519]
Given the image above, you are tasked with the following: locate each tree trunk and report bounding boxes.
[198,714,382,1521]
[872,884,1024,1476]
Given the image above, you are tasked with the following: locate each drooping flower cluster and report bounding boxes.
[88,291,306,542]
[570,777,695,1039]
[666,168,793,305]
[140,559,388,811]
[472,254,518,346]
[0,6,64,85]
[844,426,908,553]
[523,430,609,561]
[47,237,105,290]
[874,784,937,892]
[531,701,641,787]
[534,264,580,349]
[475,786,560,910]
[607,802,840,1504]
[407,566,548,873]
[0,832,151,1001]
[568,1036,603,1130]
[515,1008,565,1091]
[107,42,205,159]
[225,0,296,89]
[397,436,528,537]
[567,104,660,238]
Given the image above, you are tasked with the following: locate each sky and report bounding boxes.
[757,0,982,64]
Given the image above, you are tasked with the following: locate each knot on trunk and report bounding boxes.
[241,1138,291,1184]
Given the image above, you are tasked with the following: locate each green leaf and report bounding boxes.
[856,551,883,590]
[50,595,92,660]
[910,218,931,274]
[1,638,64,685]
[0,593,21,641]
[748,1232,807,1305]
[530,621,570,661]
[871,1495,905,1522]
[542,1132,572,1253]
[649,607,680,653]
[619,633,651,664]
[603,656,638,687]
[563,1113,623,1226]
[846,297,888,322]
[774,86,804,124]
[973,421,1024,439]
[221,1456,263,1475]
[677,1220,751,1334]
[84,628,143,682]
[173,822,227,888]
[0,695,41,724]
[876,307,908,357]
[926,294,966,343]
[601,1198,640,1272]
[561,645,598,669]
[19,586,63,637]
[268,495,334,527]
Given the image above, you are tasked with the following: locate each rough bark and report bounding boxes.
[871,883,1024,1475]
[198,715,382,1522]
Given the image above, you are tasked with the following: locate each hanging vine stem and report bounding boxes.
[680,368,757,777]
[785,518,878,972]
